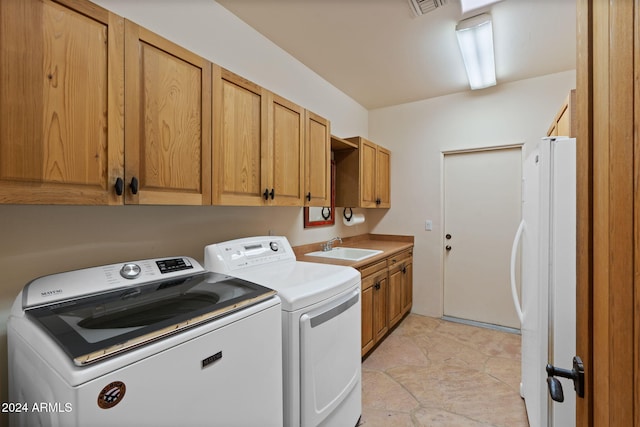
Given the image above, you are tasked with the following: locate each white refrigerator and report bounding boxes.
[510,137,576,427]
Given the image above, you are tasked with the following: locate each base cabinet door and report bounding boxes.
[359,261,388,357]
[372,273,388,342]
[361,282,374,356]
[401,258,413,315]
[388,263,404,328]
[359,247,413,357]
[0,0,124,204]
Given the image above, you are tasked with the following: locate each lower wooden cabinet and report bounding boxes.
[360,260,388,356]
[359,247,413,357]
[388,249,414,329]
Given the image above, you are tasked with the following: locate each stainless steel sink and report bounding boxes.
[305,247,383,262]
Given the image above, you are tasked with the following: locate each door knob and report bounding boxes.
[445,245,452,251]
[546,356,585,402]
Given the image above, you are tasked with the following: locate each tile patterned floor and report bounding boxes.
[359,314,529,427]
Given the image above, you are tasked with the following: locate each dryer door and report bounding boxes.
[299,286,361,426]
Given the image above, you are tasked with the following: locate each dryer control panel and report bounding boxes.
[205,236,296,272]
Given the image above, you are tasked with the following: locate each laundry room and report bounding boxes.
[0,0,581,426]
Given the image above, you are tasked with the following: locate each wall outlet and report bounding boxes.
[425,220,433,231]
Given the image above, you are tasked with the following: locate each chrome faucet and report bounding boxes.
[322,236,342,251]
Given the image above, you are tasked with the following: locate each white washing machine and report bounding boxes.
[205,236,362,427]
[8,257,283,427]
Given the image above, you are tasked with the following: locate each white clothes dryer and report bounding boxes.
[205,236,362,427]
[8,257,283,427]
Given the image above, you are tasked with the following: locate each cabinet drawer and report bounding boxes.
[387,249,413,267]
[359,260,387,278]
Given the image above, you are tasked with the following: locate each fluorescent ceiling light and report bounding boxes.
[455,14,496,90]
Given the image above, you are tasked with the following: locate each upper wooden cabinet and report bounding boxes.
[125,21,212,205]
[0,0,125,204]
[547,89,576,138]
[0,0,212,205]
[375,145,391,208]
[212,67,267,206]
[305,111,331,207]
[213,66,329,207]
[335,137,391,208]
[266,92,305,206]
[1,0,331,208]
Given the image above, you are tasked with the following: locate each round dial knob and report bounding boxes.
[120,263,142,279]
[269,241,279,252]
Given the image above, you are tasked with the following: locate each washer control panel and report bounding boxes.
[23,256,203,309]
[205,236,295,272]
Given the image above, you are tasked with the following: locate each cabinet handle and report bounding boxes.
[306,192,311,201]
[269,188,275,200]
[114,178,124,196]
[263,188,269,200]
[402,265,407,274]
[374,282,381,290]
[130,176,139,195]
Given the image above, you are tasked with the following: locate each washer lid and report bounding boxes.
[225,260,360,311]
[25,272,276,366]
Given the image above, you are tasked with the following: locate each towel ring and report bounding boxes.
[321,207,331,220]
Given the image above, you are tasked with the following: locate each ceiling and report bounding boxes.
[216,0,577,110]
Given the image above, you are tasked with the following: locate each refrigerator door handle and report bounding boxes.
[510,219,525,324]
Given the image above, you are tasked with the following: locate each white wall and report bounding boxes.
[0,0,368,408]
[367,70,576,317]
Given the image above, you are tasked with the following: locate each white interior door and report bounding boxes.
[443,146,522,329]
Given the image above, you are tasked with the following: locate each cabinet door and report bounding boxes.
[373,274,389,342]
[305,111,331,207]
[359,138,378,208]
[402,259,413,315]
[361,282,374,357]
[388,263,404,328]
[267,93,304,206]
[125,21,211,205]
[0,0,124,204]
[376,146,391,208]
[213,67,268,205]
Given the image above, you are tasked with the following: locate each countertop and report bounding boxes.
[293,234,414,269]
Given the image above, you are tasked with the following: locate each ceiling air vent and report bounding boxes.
[408,0,448,16]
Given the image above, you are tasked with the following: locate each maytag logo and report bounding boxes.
[202,351,222,369]
[41,289,63,297]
